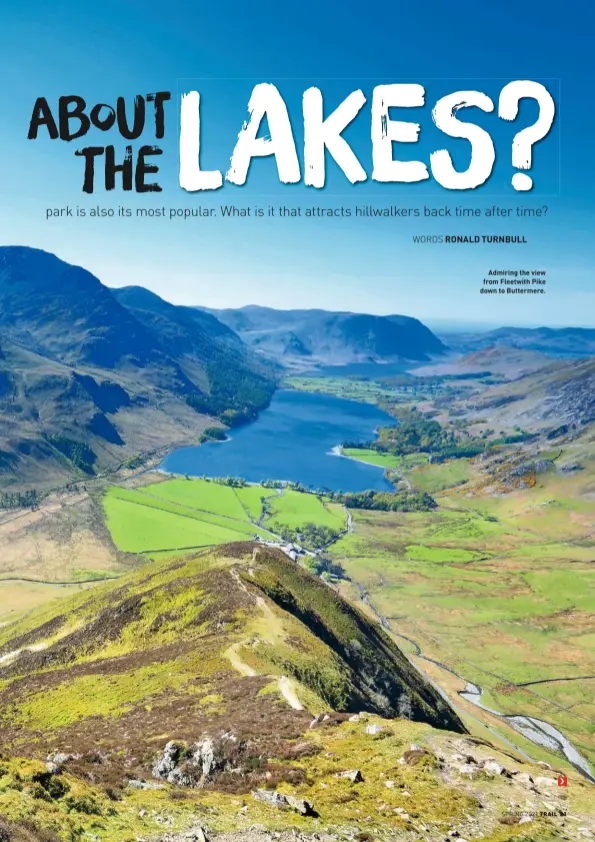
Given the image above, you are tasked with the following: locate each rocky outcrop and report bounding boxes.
[152,736,235,787]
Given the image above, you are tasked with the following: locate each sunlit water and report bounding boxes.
[162,389,395,492]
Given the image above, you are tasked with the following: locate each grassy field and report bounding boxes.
[103,481,268,556]
[329,463,595,773]
[103,479,346,558]
[342,447,402,468]
[0,581,98,625]
[262,488,346,532]
[284,376,407,404]
[408,458,473,492]
[342,447,429,473]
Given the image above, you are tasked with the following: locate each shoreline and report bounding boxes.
[329,444,387,472]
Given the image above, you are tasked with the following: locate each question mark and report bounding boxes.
[498,81,555,191]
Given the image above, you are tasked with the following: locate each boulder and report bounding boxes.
[183,829,208,842]
[127,778,165,790]
[192,738,216,781]
[251,789,316,816]
[534,776,557,788]
[285,794,316,816]
[309,713,331,729]
[46,751,79,768]
[45,761,61,774]
[514,772,534,786]
[454,763,479,779]
[365,724,383,735]
[483,760,506,776]
[336,769,364,783]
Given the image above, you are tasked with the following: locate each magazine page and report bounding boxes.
[0,2,593,841]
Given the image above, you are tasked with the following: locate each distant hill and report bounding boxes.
[200,305,446,367]
[413,345,553,380]
[0,247,275,491]
[453,355,595,430]
[440,325,595,358]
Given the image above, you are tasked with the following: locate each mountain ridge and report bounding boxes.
[0,247,275,492]
[439,324,595,358]
[1,541,592,841]
[199,304,446,367]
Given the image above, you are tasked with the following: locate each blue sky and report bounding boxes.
[0,0,592,327]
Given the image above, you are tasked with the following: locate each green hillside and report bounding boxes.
[2,543,592,842]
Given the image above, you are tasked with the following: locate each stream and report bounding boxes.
[356,585,595,782]
[459,682,595,781]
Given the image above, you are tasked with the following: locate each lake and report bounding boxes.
[161,389,395,492]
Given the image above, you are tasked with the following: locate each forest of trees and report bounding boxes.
[336,489,437,512]
[185,361,275,427]
[0,489,39,510]
[344,406,492,464]
[47,435,97,474]
[273,521,341,550]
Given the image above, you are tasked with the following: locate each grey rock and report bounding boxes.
[252,789,316,816]
[336,769,363,783]
[45,761,61,774]
[183,828,208,842]
[47,752,77,765]
[152,741,180,780]
[534,775,557,788]
[285,794,316,816]
[455,763,479,778]
[152,735,231,788]
[365,724,383,735]
[483,760,505,775]
[127,778,165,790]
[192,738,216,782]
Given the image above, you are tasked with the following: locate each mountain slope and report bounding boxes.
[112,286,275,416]
[440,325,595,358]
[413,345,554,380]
[2,542,593,841]
[0,247,158,370]
[0,543,463,741]
[452,355,595,430]
[0,247,275,491]
[201,305,446,367]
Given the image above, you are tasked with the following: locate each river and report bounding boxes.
[460,682,595,782]
[161,389,395,492]
[359,585,595,783]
